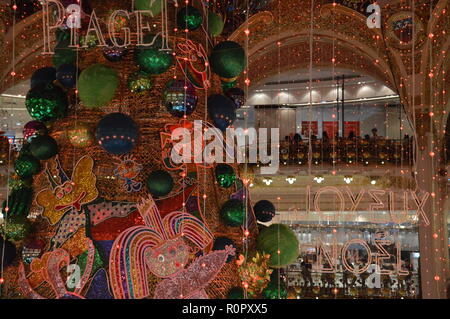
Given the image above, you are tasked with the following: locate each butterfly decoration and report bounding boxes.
[113,154,143,192]
[36,156,99,226]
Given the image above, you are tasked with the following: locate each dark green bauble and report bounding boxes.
[210,41,246,78]
[135,0,162,16]
[227,287,245,299]
[208,12,224,36]
[257,224,299,268]
[78,64,119,108]
[135,36,174,75]
[146,170,174,197]
[52,47,76,69]
[25,83,68,122]
[220,199,245,227]
[262,281,288,299]
[177,6,203,31]
[215,164,236,188]
[14,154,41,178]
[2,217,32,242]
[29,135,58,160]
[127,70,153,93]
[1,186,33,219]
[0,236,17,268]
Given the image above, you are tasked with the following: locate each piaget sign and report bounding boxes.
[41,0,172,54]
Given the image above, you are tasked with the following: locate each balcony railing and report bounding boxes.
[277,138,414,166]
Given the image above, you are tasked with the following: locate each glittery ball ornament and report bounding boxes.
[96,112,139,155]
[25,83,68,122]
[164,79,198,117]
[127,70,153,93]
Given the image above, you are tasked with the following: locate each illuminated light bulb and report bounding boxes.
[244,78,251,86]
[10,71,16,76]
[434,275,440,281]
[243,282,249,289]
[429,112,434,117]
[343,176,353,184]
[244,29,250,35]
[314,176,324,184]
[0,278,4,284]
[371,179,376,185]
[203,194,207,199]
[433,233,438,239]
[332,229,337,233]
[431,192,436,197]
[285,176,296,184]
[277,250,281,254]
[244,230,250,237]
[428,33,434,38]
[429,151,435,157]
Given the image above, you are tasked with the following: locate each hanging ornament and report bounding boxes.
[102,39,128,62]
[177,5,203,31]
[215,163,236,188]
[127,70,153,93]
[29,135,58,160]
[256,224,299,268]
[67,123,94,148]
[23,121,48,142]
[213,237,236,263]
[78,64,119,108]
[135,34,174,75]
[95,113,139,155]
[0,237,17,268]
[1,186,33,220]
[146,170,174,197]
[56,64,79,88]
[208,12,224,37]
[207,94,237,131]
[210,41,246,78]
[220,199,245,227]
[3,217,32,242]
[253,200,276,223]
[135,0,163,16]
[14,154,41,178]
[30,67,56,89]
[225,87,245,108]
[113,155,143,192]
[25,83,68,122]
[164,79,198,117]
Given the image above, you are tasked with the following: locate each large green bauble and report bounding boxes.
[3,217,32,242]
[135,36,174,75]
[1,186,33,219]
[29,135,58,160]
[78,64,119,108]
[257,224,299,268]
[177,6,203,31]
[146,170,174,197]
[215,164,236,188]
[25,83,68,122]
[220,199,245,227]
[208,12,224,37]
[135,0,163,16]
[14,154,41,178]
[210,41,246,78]
[227,287,245,299]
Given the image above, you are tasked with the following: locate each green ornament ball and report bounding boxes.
[2,217,32,242]
[78,64,119,108]
[220,199,245,227]
[25,83,68,122]
[208,12,224,36]
[210,41,246,78]
[14,154,41,178]
[135,36,174,75]
[262,281,288,299]
[29,135,58,160]
[52,47,76,69]
[146,170,174,197]
[221,80,237,92]
[135,0,163,16]
[127,70,153,93]
[215,164,236,188]
[257,224,299,268]
[177,6,203,31]
[227,287,245,299]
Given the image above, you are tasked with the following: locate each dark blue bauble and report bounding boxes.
[207,94,236,131]
[102,38,128,62]
[253,200,276,223]
[225,87,245,108]
[95,113,139,155]
[56,64,79,88]
[212,237,236,263]
[30,67,56,89]
[164,80,198,117]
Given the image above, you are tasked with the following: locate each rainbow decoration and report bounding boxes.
[108,195,213,299]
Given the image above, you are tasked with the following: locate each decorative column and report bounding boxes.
[415,112,449,298]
